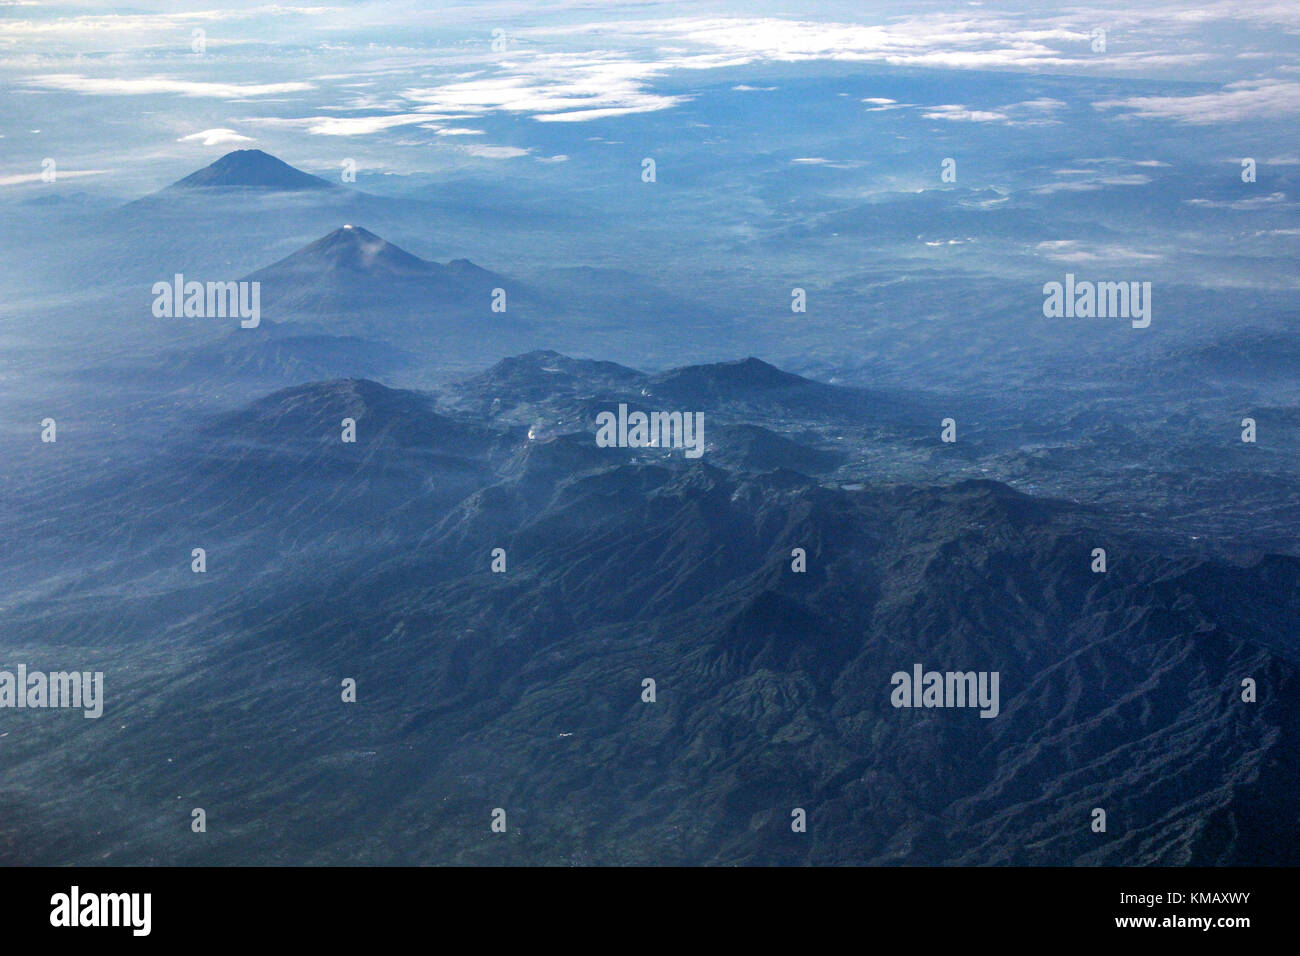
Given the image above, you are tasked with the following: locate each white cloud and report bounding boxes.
[534,104,674,122]
[1185,191,1289,209]
[1035,240,1163,263]
[790,156,862,169]
[178,128,255,146]
[922,104,1009,122]
[25,74,313,98]
[1007,97,1067,111]
[402,53,692,123]
[546,16,1092,71]
[1033,173,1152,194]
[0,4,333,49]
[241,113,444,135]
[304,113,434,135]
[1034,182,1106,193]
[920,97,1065,126]
[0,168,108,186]
[457,144,530,159]
[1094,79,1300,124]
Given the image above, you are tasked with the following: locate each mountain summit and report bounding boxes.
[240,226,525,354]
[269,225,433,275]
[169,149,335,191]
[251,225,498,281]
[652,356,810,394]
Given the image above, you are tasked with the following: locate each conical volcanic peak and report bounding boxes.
[260,225,437,276]
[650,356,812,396]
[169,149,335,191]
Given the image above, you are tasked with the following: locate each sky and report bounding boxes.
[3,1,1299,194]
